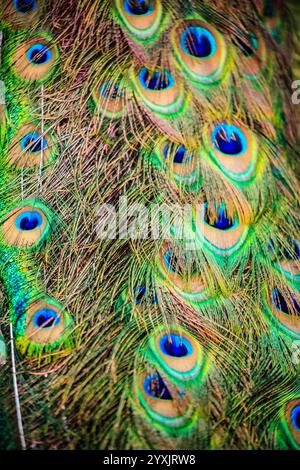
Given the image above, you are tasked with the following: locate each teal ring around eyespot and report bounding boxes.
[26,43,53,65]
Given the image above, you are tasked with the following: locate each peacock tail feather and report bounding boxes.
[0,0,299,450]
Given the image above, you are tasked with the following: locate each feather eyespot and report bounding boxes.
[12,37,58,82]
[134,285,146,304]
[264,2,281,36]
[255,0,282,36]
[8,123,55,170]
[100,81,124,100]
[0,203,51,248]
[194,202,248,255]
[160,141,199,186]
[264,286,300,336]
[172,19,227,84]
[204,122,258,182]
[235,31,259,58]
[212,124,246,156]
[157,244,207,302]
[93,80,126,119]
[133,67,185,115]
[263,0,276,18]
[163,144,188,164]
[282,240,300,262]
[14,0,37,13]
[15,298,73,357]
[164,250,181,274]
[115,0,162,39]
[137,371,193,426]
[2,0,40,28]
[149,326,204,381]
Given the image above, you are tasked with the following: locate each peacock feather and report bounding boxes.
[0,0,299,451]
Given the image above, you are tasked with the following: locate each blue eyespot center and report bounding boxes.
[272,288,300,316]
[14,0,37,13]
[212,124,246,156]
[33,309,60,328]
[139,68,174,91]
[27,43,52,65]
[291,405,300,431]
[134,285,158,304]
[204,203,235,230]
[181,26,216,58]
[164,144,191,164]
[134,285,146,304]
[163,144,169,159]
[124,0,153,15]
[15,210,43,231]
[164,251,180,273]
[100,81,123,100]
[160,334,192,358]
[144,373,172,400]
[21,133,47,152]
[173,146,186,164]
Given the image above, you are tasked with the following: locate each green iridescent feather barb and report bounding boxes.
[0,0,299,451]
